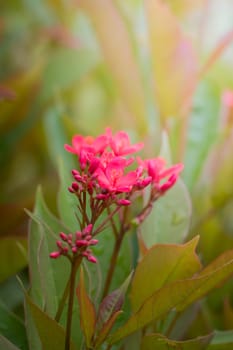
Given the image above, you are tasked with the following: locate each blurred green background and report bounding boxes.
[1,0,233,338]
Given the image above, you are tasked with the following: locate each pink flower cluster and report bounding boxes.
[50,128,183,263]
[50,224,98,263]
[65,128,183,203]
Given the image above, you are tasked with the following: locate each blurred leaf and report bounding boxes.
[0,302,28,350]
[208,330,233,349]
[76,267,96,348]
[43,110,74,169]
[39,48,99,103]
[141,179,192,246]
[0,202,30,238]
[78,0,147,135]
[109,247,233,344]
[183,82,220,190]
[0,335,20,350]
[164,0,205,16]
[200,30,233,79]
[0,64,42,135]
[0,237,27,283]
[224,298,233,329]
[43,110,78,231]
[25,293,78,350]
[130,236,201,311]
[0,85,16,101]
[144,0,197,121]
[141,332,212,350]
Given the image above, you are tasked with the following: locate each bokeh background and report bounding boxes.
[1,0,233,337]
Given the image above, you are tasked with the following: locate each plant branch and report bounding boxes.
[101,206,129,299]
[65,256,82,350]
[93,205,121,236]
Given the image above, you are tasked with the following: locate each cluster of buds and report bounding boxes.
[50,224,98,263]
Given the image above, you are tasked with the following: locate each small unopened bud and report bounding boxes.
[117,199,131,206]
[72,246,78,253]
[60,232,67,241]
[63,247,69,254]
[76,231,82,239]
[72,169,79,176]
[50,251,60,259]
[76,239,89,247]
[82,224,93,236]
[71,182,79,191]
[57,240,63,249]
[74,174,83,182]
[89,239,98,246]
[87,255,97,263]
[68,186,75,193]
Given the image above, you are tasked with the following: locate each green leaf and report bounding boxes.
[0,237,27,283]
[0,302,28,350]
[208,330,233,349]
[141,179,192,246]
[25,293,78,350]
[40,48,98,103]
[109,248,233,344]
[28,187,70,312]
[130,236,201,311]
[27,187,82,348]
[141,333,213,350]
[0,335,20,350]
[183,81,220,190]
[76,267,96,348]
[177,248,233,311]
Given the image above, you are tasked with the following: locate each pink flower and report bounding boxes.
[96,158,138,193]
[108,129,144,156]
[64,134,108,169]
[142,158,183,192]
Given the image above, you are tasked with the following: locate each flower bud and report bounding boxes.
[50,251,60,259]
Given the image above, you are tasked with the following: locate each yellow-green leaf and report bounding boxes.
[130,236,201,311]
[25,293,78,350]
[109,249,233,344]
[76,267,96,348]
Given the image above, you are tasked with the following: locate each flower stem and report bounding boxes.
[102,206,129,298]
[55,276,71,322]
[65,257,82,350]
[93,205,121,236]
[101,230,124,299]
